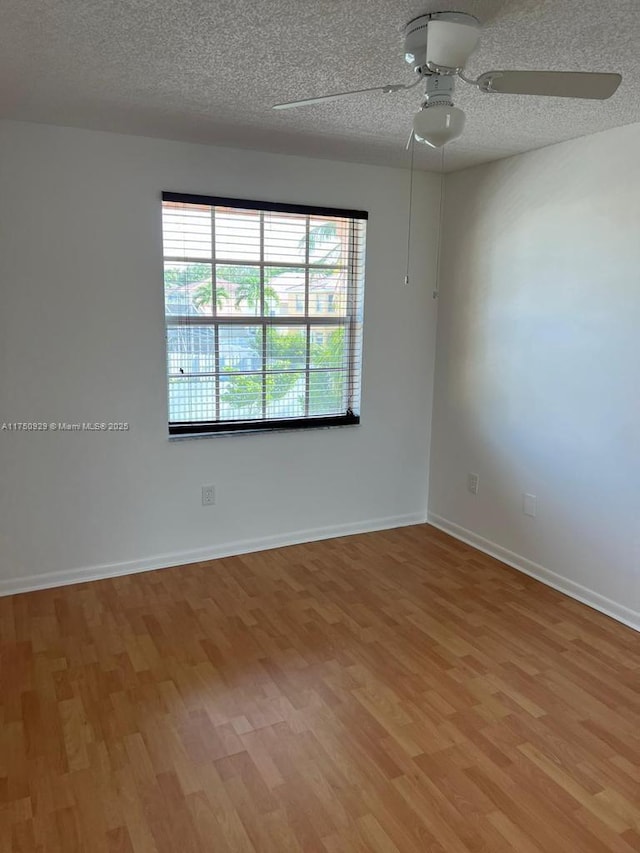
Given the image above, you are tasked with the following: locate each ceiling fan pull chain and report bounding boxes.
[404,132,415,286]
[433,145,445,301]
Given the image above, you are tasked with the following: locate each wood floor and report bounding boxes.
[1,525,639,852]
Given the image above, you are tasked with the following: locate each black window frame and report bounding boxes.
[162,192,367,437]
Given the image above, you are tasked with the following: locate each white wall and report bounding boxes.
[430,123,640,629]
[0,120,440,593]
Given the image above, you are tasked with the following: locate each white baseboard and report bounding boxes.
[428,513,639,633]
[0,512,427,598]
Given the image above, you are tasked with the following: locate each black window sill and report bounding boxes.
[168,413,360,440]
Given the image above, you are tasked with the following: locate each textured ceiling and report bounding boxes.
[1,0,639,172]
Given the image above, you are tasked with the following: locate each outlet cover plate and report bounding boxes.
[202,485,216,506]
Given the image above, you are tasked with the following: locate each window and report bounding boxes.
[162,192,367,435]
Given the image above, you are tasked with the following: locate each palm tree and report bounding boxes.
[305,221,342,266]
[234,278,279,314]
[210,265,281,313]
[164,264,228,313]
[191,267,280,313]
[193,279,228,311]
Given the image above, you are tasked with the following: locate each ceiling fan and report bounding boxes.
[273,11,622,148]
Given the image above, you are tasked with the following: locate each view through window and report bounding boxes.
[162,192,367,435]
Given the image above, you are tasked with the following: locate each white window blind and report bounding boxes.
[162,192,367,435]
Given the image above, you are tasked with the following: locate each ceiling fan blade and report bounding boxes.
[476,70,621,100]
[273,83,407,110]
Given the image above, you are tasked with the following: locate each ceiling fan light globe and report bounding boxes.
[413,105,465,148]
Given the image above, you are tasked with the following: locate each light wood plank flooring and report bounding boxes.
[1,524,639,852]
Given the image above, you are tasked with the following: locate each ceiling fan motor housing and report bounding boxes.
[404,11,480,74]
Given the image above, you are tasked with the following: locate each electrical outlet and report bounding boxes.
[467,473,479,495]
[201,485,216,506]
[523,493,537,517]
